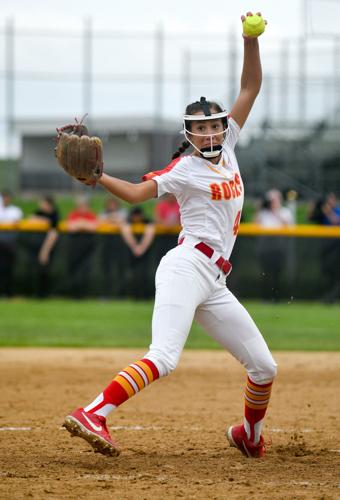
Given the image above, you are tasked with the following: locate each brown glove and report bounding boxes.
[55,116,103,186]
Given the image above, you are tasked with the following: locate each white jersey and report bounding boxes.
[0,200,23,223]
[153,118,243,259]
[256,207,294,228]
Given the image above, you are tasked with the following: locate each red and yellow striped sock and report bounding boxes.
[84,358,159,417]
[244,376,273,444]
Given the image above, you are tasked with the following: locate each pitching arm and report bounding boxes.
[229,17,263,129]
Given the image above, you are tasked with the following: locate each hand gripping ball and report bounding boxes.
[243,14,266,37]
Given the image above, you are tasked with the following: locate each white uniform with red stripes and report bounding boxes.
[144,118,277,382]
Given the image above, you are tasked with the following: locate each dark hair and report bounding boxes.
[129,206,144,217]
[171,97,226,160]
[308,197,325,224]
[1,189,12,198]
[260,195,271,210]
[42,195,56,208]
[128,205,145,224]
[172,141,190,160]
[185,98,224,130]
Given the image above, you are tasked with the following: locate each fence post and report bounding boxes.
[280,39,289,122]
[3,18,18,190]
[182,48,191,109]
[83,17,93,126]
[334,36,340,119]
[154,24,164,128]
[227,29,237,107]
[298,37,307,123]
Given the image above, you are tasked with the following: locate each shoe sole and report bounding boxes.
[63,415,120,457]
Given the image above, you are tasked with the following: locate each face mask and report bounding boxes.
[181,110,229,159]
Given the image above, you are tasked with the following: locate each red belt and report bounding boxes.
[178,238,232,276]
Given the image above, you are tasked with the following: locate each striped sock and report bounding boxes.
[244,376,273,445]
[84,358,159,418]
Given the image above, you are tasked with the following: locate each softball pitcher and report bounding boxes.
[63,12,277,459]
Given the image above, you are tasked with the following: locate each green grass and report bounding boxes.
[0,299,339,350]
[11,194,158,220]
[9,193,311,224]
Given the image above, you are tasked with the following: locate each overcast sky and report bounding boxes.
[0,0,336,38]
[0,0,338,157]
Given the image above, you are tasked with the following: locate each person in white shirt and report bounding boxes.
[255,189,294,301]
[0,190,23,297]
[0,190,23,223]
[63,12,277,460]
[255,189,294,228]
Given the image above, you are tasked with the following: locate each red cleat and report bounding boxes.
[226,424,265,458]
[63,408,120,457]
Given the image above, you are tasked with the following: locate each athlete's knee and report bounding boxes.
[144,348,180,377]
[262,358,278,381]
[248,357,278,384]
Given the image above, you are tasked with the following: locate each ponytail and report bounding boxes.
[172,141,190,160]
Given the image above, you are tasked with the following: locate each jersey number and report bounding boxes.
[233,210,241,236]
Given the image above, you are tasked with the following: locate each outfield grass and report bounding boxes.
[12,194,311,224]
[0,299,339,350]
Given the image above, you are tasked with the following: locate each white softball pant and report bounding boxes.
[145,239,278,383]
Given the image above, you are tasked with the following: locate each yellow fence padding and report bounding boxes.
[0,221,340,238]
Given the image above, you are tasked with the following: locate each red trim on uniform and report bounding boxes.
[215,256,232,275]
[195,242,214,259]
[101,380,131,407]
[178,237,232,276]
[141,358,160,379]
[142,157,182,182]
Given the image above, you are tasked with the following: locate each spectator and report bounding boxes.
[120,206,156,299]
[308,193,340,303]
[99,197,127,225]
[154,193,181,227]
[254,189,294,227]
[0,190,23,297]
[99,197,127,299]
[308,193,340,225]
[66,196,98,298]
[28,196,60,298]
[67,196,98,232]
[254,189,293,302]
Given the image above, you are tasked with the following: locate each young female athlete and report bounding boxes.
[63,12,277,459]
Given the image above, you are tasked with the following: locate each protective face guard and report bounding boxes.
[182,110,229,159]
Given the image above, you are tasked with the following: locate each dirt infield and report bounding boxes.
[0,349,339,499]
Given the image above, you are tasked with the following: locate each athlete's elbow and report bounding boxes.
[128,182,156,204]
[124,193,137,204]
[126,190,144,204]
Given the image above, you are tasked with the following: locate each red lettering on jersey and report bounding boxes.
[233,210,242,235]
[210,183,222,200]
[210,174,243,201]
[221,182,232,200]
[229,180,237,198]
[234,173,242,193]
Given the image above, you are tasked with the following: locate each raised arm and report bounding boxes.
[98,174,157,204]
[38,229,59,265]
[134,224,156,256]
[229,12,265,129]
